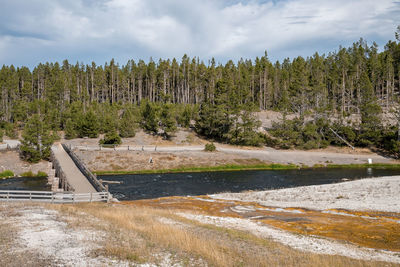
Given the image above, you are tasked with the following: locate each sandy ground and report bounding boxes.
[65,129,207,147]
[76,150,267,172]
[74,144,394,172]
[211,176,400,213]
[0,204,183,267]
[0,204,128,267]
[0,150,51,176]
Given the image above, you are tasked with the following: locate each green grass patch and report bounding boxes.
[94,162,400,176]
[0,170,14,179]
[318,163,400,169]
[20,171,48,177]
[94,163,299,175]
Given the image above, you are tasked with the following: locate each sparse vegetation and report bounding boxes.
[0,170,14,178]
[20,171,48,177]
[48,203,397,267]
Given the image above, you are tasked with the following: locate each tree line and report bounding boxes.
[1,28,400,162]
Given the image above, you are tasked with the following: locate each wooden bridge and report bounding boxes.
[0,143,112,203]
[51,144,98,193]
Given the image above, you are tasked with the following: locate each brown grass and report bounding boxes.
[130,196,400,252]
[50,203,398,267]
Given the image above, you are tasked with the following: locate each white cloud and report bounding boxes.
[0,0,398,67]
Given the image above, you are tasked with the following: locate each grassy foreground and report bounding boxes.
[93,163,400,175]
[50,203,394,267]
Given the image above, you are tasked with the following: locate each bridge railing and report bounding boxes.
[62,144,108,192]
[50,149,74,192]
[0,190,110,203]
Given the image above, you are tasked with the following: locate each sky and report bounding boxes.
[0,0,399,68]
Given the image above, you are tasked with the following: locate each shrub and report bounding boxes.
[5,123,18,139]
[0,129,3,142]
[204,143,216,152]
[100,130,122,146]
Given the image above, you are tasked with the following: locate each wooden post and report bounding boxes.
[90,193,93,203]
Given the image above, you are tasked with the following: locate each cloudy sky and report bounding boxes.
[0,0,399,68]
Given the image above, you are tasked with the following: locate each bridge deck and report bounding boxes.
[52,144,97,193]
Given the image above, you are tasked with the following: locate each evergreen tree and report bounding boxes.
[77,111,99,138]
[229,107,263,146]
[177,105,192,128]
[357,73,382,146]
[141,101,158,134]
[20,114,54,163]
[119,109,137,138]
[64,118,77,140]
[100,129,122,145]
[160,103,177,139]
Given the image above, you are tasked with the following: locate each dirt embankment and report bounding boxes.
[76,150,266,172]
[0,150,51,176]
[74,145,395,173]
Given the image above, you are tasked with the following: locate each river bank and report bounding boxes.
[210,175,400,213]
[74,144,397,175]
[94,163,400,175]
[0,150,51,177]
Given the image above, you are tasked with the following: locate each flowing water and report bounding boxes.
[0,177,50,191]
[101,168,400,200]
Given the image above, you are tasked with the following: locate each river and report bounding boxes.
[100,167,400,201]
[0,176,50,191]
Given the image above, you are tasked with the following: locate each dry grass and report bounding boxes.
[50,203,398,267]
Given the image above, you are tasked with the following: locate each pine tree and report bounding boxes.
[77,111,99,138]
[119,109,137,138]
[64,118,77,139]
[160,103,177,139]
[229,106,263,146]
[357,72,382,146]
[100,129,122,145]
[141,101,158,134]
[20,114,54,163]
[177,105,192,128]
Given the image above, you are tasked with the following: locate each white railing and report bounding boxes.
[0,190,111,203]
